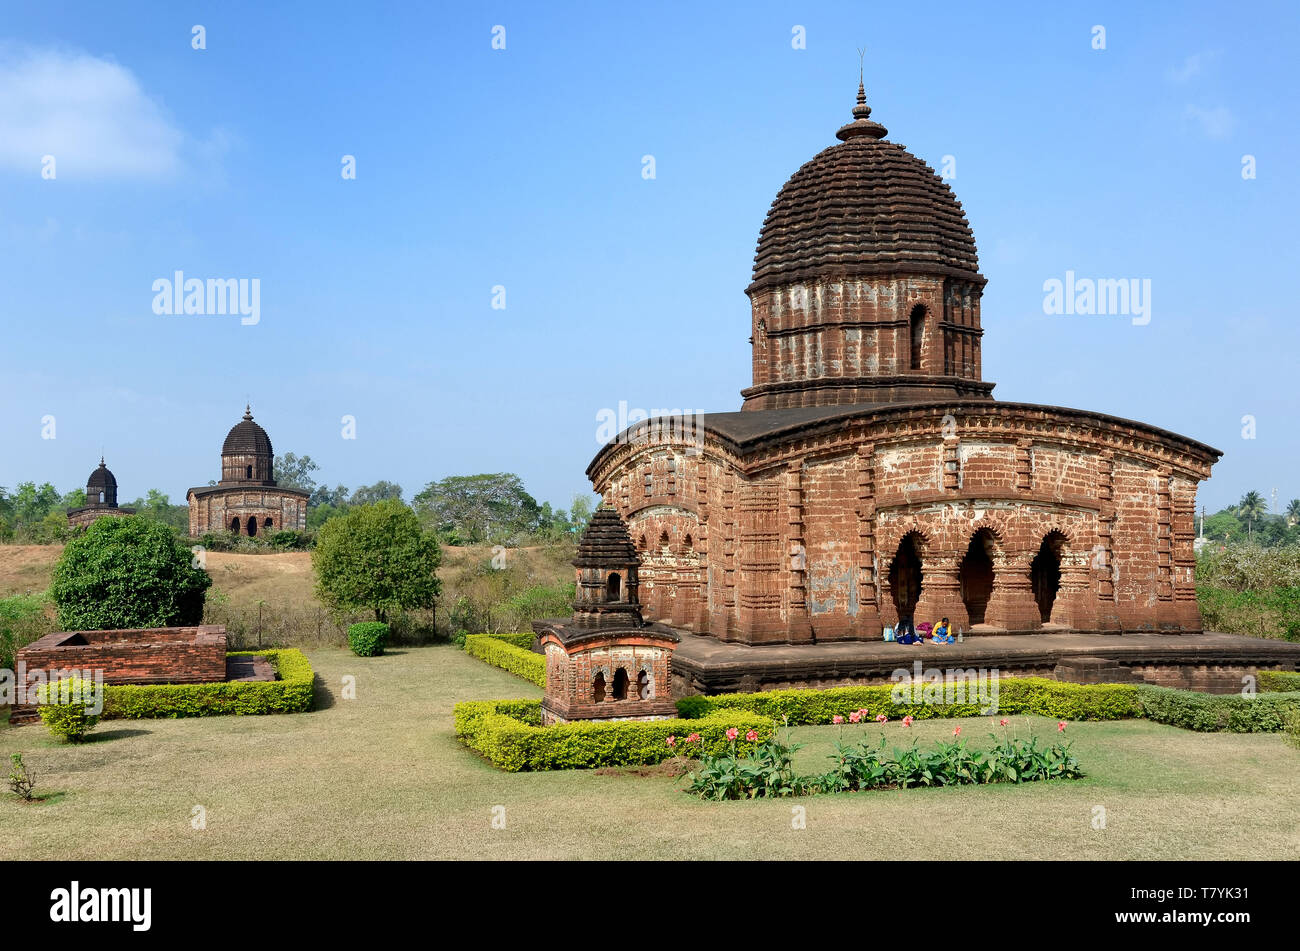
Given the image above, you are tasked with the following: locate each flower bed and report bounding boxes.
[454,698,772,771]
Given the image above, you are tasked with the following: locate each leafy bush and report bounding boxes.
[463,634,546,687]
[50,516,212,630]
[1197,543,1300,591]
[0,593,54,671]
[1136,685,1300,732]
[1283,708,1300,751]
[348,621,389,657]
[7,753,37,802]
[675,678,1140,724]
[101,650,314,718]
[1198,585,1300,640]
[34,677,102,742]
[454,698,773,771]
[1259,671,1300,693]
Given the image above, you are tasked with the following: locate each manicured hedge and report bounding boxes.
[674,677,1141,724]
[1135,685,1300,733]
[480,632,535,650]
[348,621,389,657]
[101,649,315,719]
[454,698,773,771]
[1259,671,1300,693]
[463,634,545,688]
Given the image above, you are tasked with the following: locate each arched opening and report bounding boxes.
[606,572,621,601]
[246,516,258,537]
[658,530,670,552]
[611,668,629,701]
[592,671,606,704]
[637,669,651,700]
[909,304,926,370]
[246,465,253,479]
[98,491,105,504]
[958,529,997,625]
[264,517,273,531]
[887,532,924,620]
[637,534,647,552]
[682,533,693,552]
[1030,531,1066,623]
[230,516,240,534]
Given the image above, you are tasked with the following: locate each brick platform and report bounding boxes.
[670,629,1300,697]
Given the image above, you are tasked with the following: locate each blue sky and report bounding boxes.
[1,1,1296,515]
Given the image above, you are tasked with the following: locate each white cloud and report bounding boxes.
[1166,52,1215,84]
[0,46,184,179]
[1184,104,1234,139]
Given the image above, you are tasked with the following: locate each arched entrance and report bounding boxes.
[958,529,996,625]
[887,533,924,620]
[1030,531,1066,623]
[606,572,621,601]
[592,671,606,703]
[611,668,629,701]
[230,516,240,534]
[246,516,258,537]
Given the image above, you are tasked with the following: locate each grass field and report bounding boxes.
[2,644,1296,860]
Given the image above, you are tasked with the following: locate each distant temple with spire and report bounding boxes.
[66,458,136,529]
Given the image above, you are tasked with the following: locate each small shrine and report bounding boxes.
[533,506,679,724]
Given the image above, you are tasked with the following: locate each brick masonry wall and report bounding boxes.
[592,403,1217,645]
[17,625,228,688]
[188,487,308,536]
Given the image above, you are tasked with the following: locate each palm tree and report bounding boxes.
[1286,498,1300,528]
[1238,491,1268,539]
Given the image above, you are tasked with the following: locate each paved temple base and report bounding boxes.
[670,630,1300,697]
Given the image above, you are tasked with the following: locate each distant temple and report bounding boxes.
[66,458,135,529]
[187,406,308,537]
[586,79,1222,642]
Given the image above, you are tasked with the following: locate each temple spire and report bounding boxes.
[836,52,888,141]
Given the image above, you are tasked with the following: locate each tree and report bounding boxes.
[309,483,350,508]
[1286,499,1300,528]
[274,453,320,493]
[50,517,212,630]
[1237,491,1268,538]
[312,500,441,623]
[11,482,60,524]
[349,481,403,505]
[124,489,190,534]
[412,473,541,544]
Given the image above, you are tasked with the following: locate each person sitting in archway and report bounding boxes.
[930,617,955,644]
[895,615,922,645]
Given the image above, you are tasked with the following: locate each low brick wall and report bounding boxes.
[18,625,228,687]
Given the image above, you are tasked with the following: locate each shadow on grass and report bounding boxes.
[84,728,151,743]
[312,674,336,710]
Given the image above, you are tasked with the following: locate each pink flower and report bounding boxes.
[666,735,676,747]
[953,726,962,737]
[832,715,844,725]
[902,715,914,727]
[725,728,739,741]
[745,729,759,742]
[848,711,862,723]
[1058,721,1067,733]
[686,733,701,744]
[875,714,888,724]
[856,708,868,718]
[999,718,1008,727]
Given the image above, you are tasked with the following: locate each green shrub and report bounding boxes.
[674,677,1140,724]
[101,650,315,719]
[1283,708,1300,750]
[0,593,53,671]
[453,698,773,771]
[1259,671,1300,693]
[463,634,546,687]
[1136,685,1300,732]
[50,516,212,630]
[348,621,389,657]
[480,632,535,650]
[35,677,102,742]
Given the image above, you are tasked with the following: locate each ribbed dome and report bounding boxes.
[86,460,117,491]
[222,407,273,457]
[573,507,640,569]
[748,87,981,294]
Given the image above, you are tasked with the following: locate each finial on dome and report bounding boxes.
[243,402,253,421]
[836,52,888,141]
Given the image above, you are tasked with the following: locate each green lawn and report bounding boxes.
[2,645,1296,860]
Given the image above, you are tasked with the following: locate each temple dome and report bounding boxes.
[222,406,273,457]
[86,460,117,492]
[573,506,640,569]
[748,82,982,294]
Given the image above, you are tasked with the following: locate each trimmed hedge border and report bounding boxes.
[1260,671,1300,693]
[1136,685,1300,733]
[463,634,545,688]
[674,678,1141,724]
[101,649,315,719]
[479,632,535,650]
[454,698,773,771]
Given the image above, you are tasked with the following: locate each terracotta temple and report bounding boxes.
[66,458,135,530]
[586,80,1224,646]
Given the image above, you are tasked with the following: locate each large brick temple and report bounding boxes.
[187,406,308,537]
[587,80,1224,648]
